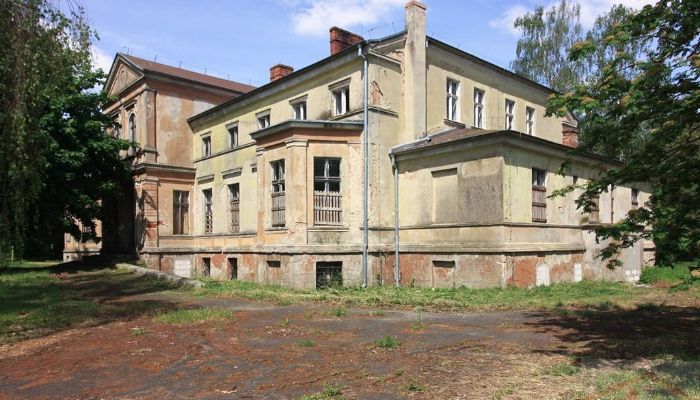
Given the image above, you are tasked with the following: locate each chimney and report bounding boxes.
[270,64,294,82]
[404,0,427,139]
[329,27,364,56]
[562,124,580,148]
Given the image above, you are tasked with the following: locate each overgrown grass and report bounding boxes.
[155,308,234,324]
[197,279,660,311]
[640,261,697,286]
[588,359,700,399]
[0,266,182,344]
[376,335,401,348]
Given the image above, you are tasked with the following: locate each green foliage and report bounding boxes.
[0,0,131,258]
[640,263,694,285]
[298,339,315,347]
[405,381,425,392]
[376,335,401,348]
[545,363,581,376]
[511,0,584,92]
[155,308,234,324]
[547,0,700,266]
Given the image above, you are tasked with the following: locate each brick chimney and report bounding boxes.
[270,64,294,82]
[562,124,579,148]
[329,27,364,56]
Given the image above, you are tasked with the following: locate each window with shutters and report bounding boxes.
[531,169,547,223]
[203,189,213,234]
[270,160,285,227]
[228,183,240,233]
[313,158,342,226]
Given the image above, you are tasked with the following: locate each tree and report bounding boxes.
[547,0,700,266]
[510,0,584,93]
[0,0,131,260]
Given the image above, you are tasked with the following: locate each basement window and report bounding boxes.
[316,262,342,289]
[228,258,238,280]
[267,260,281,268]
[202,257,211,277]
[433,260,456,268]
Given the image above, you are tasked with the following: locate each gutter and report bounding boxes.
[359,43,369,288]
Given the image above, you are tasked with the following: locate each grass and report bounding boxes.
[376,335,401,348]
[410,310,426,331]
[197,279,664,312]
[298,339,315,347]
[300,382,345,399]
[405,381,425,392]
[544,362,581,376]
[640,261,697,286]
[155,308,234,324]
[0,266,179,344]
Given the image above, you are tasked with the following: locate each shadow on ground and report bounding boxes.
[0,262,182,344]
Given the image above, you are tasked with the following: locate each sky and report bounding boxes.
[84,0,655,87]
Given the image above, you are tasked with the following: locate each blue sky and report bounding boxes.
[86,0,653,87]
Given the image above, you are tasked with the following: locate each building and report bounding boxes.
[73,1,653,288]
[62,53,255,263]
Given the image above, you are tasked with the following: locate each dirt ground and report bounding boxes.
[0,270,698,399]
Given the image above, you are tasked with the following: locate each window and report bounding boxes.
[202,257,211,277]
[631,188,639,209]
[128,113,136,142]
[293,101,307,120]
[505,99,515,130]
[270,160,285,227]
[532,169,547,223]
[258,113,270,129]
[332,86,349,116]
[313,158,342,226]
[473,88,485,128]
[114,119,121,138]
[173,190,190,235]
[228,183,240,233]
[227,125,238,149]
[203,189,213,234]
[267,260,281,268]
[589,195,600,223]
[446,79,459,121]
[316,262,342,289]
[202,136,211,158]
[526,107,535,135]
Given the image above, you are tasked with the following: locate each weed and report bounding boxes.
[321,382,342,396]
[299,339,316,347]
[545,363,581,376]
[332,308,346,317]
[411,310,426,331]
[406,381,425,392]
[155,308,234,324]
[376,335,401,348]
[304,310,314,319]
[278,318,291,327]
[131,327,148,336]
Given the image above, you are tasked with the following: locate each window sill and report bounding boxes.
[266,227,288,233]
[443,119,466,129]
[309,226,349,231]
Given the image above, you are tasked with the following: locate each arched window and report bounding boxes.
[129,113,136,143]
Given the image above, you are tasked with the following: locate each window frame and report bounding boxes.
[332,86,350,116]
[292,100,307,120]
[128,113,136,143]
[473,88,485,128]
[226,123,239,150]
[270,159,286,227]
[228,183,240,233]
[202,188,213,234]
[446,79,460,122]
[257,110,271,129]
[505,99,515,130]
[172,190,190,235]
[525,106,535,136]
[201,135,212,158]
[531,168,547,223]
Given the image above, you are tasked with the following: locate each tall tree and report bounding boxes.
[0,0,131,260]
[547,0,700,265]
[510,0,584,93]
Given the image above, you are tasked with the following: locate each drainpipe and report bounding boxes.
[358,44,369,288]
[390,153,400,287]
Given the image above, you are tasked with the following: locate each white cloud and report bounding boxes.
[91,45,114,73]
[489,0,656,36]
[289,0,405,37]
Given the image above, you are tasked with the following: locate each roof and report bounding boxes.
[118,53,256,94]
[390,127,620,166]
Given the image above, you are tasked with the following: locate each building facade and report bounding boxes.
[63,53,254,262]
[72,1,653,288]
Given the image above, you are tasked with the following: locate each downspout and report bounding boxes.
[390,153,400,287]
[358,44,369,288]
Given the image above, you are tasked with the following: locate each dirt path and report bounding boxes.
[0,270,697,399]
